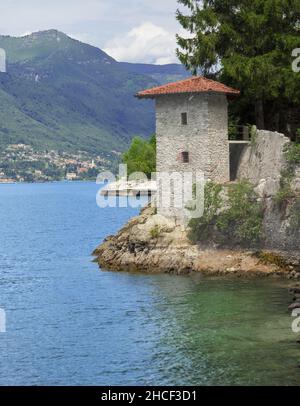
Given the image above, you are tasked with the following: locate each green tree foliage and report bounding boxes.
[122,135,156,178]
[176,0,300,134]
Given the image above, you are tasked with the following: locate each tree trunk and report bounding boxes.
[255,99,265,129]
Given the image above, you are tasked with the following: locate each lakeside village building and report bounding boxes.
[103,76,241,222]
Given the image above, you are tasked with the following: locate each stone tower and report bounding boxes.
[137,76,239,220]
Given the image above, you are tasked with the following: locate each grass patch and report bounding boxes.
[150,225,161,239]
[250,125,258,147]
[284,142,300,166]
[288,197,300,235]
[255,251,288,269]
[275,140,300,206]
[275,169,295,206]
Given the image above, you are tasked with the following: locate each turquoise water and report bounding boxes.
[0,181,299,386]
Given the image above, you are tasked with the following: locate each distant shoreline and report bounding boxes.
[0,179,98,185]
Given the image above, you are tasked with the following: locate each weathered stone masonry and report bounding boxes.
[156,93,229,184]
[137,76,239,220]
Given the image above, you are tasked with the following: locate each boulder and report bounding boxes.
[254,178,281,198]
[237,131,290,186]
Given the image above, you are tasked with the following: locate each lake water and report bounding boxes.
[0,181,299,386]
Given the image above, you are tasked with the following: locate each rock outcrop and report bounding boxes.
[93,205,299,277]
[237,130,299,251]
[94,130,300,276]
[237,130,290,186]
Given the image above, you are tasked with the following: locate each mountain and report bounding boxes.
[119,62,190,85]
[0,30,190,159]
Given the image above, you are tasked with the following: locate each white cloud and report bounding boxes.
[0,1,189,64]
[104,22,179,64]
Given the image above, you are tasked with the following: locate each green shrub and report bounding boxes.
[275,142,300,205]
[188,182,222,243]
[250,125,258,147]
[284,142,300,166]
[275,169,295,206]
[188,180,263,246]
[275,186,294,206]
[288,197,300,235]
[216,180,263,245]
[150,225,161,239]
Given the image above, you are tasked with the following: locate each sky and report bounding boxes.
[0,0,188,64]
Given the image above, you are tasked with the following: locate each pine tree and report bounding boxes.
[176,0,300,133]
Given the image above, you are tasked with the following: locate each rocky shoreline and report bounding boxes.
[93,205,300,279]
[94,130,299,278]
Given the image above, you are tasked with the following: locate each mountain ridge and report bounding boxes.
[0,30,190,160]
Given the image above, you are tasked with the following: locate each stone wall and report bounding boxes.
[236,130,299,251]
[237,130,290,189]
[156,93,210,176]
[230,143,248,181]
[208,93,230,182]
[156,93,229,182]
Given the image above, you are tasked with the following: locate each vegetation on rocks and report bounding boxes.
[189,180,263,247]
[255,251,289,269]
[217,181,263,245]
[289,197,300,235]
[275,139,300,205]
[93,202,295,277]
[284,141,300,167]
[188,182,222,243]
[275,169,295,206]
[150,225,161,239]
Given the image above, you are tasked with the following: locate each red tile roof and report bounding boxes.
[136,76,240,98]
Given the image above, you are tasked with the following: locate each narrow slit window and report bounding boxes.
[181,151,189,163]
[181,112,188,125]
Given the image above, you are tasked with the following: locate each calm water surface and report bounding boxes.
[0,182,299,386]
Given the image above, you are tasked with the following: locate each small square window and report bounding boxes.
[181,112,188,125]
[181,151,189,163]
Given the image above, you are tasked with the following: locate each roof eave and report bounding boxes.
[136,90,240,99]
